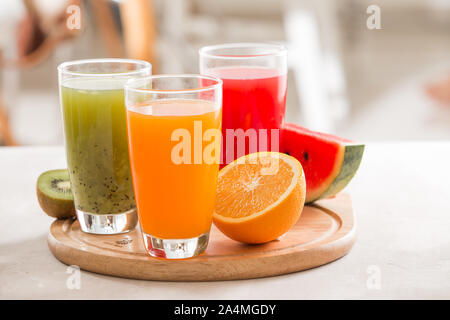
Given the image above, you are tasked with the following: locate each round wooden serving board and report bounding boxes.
[48,193,356,281]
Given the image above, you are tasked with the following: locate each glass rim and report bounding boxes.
[57,58,152,77]
[199,42,287,60]
[124,74,223,95]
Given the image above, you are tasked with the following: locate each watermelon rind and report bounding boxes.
[309,143,364,203]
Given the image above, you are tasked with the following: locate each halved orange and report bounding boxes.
[213,152,306,244]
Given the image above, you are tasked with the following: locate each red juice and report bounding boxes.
[209,67,287,167]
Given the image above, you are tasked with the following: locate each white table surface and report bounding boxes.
[1,143,449,300]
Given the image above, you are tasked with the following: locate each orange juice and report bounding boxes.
[126,99,222,239]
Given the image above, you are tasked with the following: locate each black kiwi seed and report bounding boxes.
[50,178,72,195]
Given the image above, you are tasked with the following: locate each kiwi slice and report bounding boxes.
[36,169,75,219]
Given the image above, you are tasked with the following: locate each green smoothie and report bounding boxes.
[61,78,135,215]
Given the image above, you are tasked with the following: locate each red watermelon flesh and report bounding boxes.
[281,123,364,203]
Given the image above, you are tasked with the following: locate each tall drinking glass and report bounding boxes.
[199,43,287,168]
[125,75,222,259]
[58,58,151,234]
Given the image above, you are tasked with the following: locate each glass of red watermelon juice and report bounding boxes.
[199,43,288,167]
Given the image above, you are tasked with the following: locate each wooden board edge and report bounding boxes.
[47,193,357,281]
[47,229,356,281]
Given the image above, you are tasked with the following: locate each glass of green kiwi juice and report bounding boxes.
[58,59,151,234]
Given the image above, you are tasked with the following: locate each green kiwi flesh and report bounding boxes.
[36,169,75,219]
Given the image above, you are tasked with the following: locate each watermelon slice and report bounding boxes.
[281,123,364,203]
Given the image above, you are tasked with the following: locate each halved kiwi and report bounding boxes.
[36,169,75,219]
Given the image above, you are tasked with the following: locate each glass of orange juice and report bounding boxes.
[125,75,222,259]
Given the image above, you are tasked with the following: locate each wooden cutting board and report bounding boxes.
[48,193,356,281]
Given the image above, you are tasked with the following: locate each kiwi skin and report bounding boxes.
[36,169,75,219]
[36,186,75,219]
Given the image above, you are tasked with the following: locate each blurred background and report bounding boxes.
[0,0,449,146]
